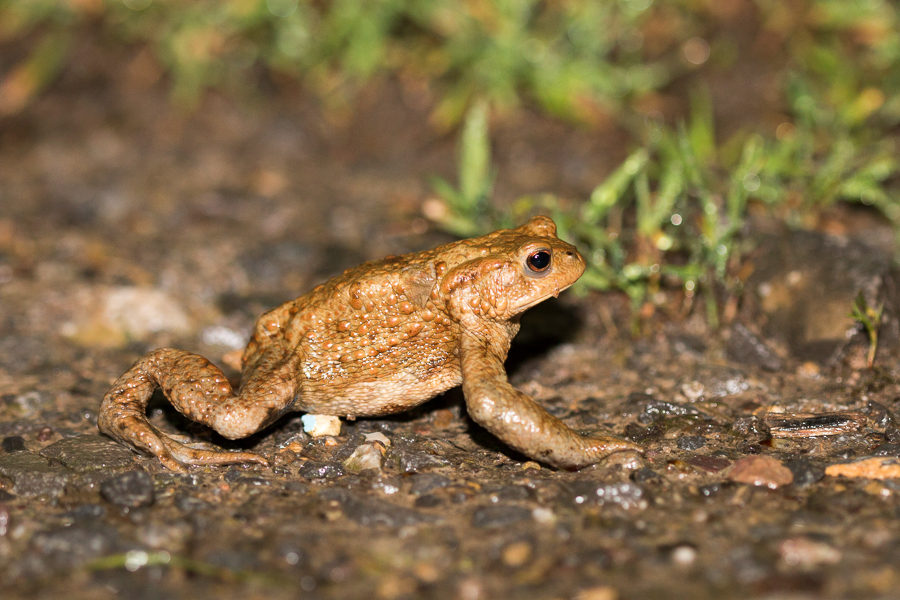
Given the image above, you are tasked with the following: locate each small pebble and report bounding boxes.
[301,414,341,437]
[728,455,794,489]
[342,442,386,473]
[1,436,26,453]
[671,545,697,566]
[501,541,532,567]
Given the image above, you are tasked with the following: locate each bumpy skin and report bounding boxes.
[99,216,639,471]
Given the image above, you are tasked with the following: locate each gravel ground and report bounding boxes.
[3,37,900,600]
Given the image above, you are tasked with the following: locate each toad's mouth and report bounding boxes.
[515,281,577,313]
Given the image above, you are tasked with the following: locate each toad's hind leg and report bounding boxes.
[99,347,300,471]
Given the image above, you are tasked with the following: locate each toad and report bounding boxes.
[99,216,639,471]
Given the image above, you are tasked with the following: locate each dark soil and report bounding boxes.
[3,34,900,600]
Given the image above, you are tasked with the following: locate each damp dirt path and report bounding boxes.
[2,38,900,600]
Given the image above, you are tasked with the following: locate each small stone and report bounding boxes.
[301,414,341,437]
[676,436,707,451]
[0,453,71,497]
[785,459,825,486]
[414,494,444,508]
[40,434,135,472]
[728,455,794,489]
[1,436,26,453]
[825,457,900,480]
[342,442,386,473]
[501,541,532,567]
[100,469,155,508]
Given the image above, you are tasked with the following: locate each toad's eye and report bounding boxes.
[526,250,551,273]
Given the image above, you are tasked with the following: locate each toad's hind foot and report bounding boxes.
[159,433,269,470]
[99,347,290,471]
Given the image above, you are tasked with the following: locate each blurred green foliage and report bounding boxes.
[0,0,672,120]
[1,0,898,320]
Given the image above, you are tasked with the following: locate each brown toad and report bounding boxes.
[99,216,638,471]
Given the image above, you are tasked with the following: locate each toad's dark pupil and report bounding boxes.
[527,250,551,271]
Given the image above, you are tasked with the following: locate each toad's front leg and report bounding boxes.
[99,348,299,471]
[459,333,640,469]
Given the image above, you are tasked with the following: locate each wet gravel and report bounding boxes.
[4,34,900,600]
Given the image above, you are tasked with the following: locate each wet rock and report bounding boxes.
[100,470,154,508]
[40,434,135,472]
[332,433,367,462]
[0,452,71,497]
[631,467,662,484]
[726,323,783,372]
[873,443,900,457]
[624,422,665,443]
[728,455,794,489]
[785,459,825,487]
[409,473,452,495]
[298,460,345,479]
[676,436,707,451]
[395,448,449,473]
[472,505,532,529]
[319,488,436,527]
[2,435,26,453]
[744,228,900,362]
[621,392,699,423]
[565,481,647,509]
